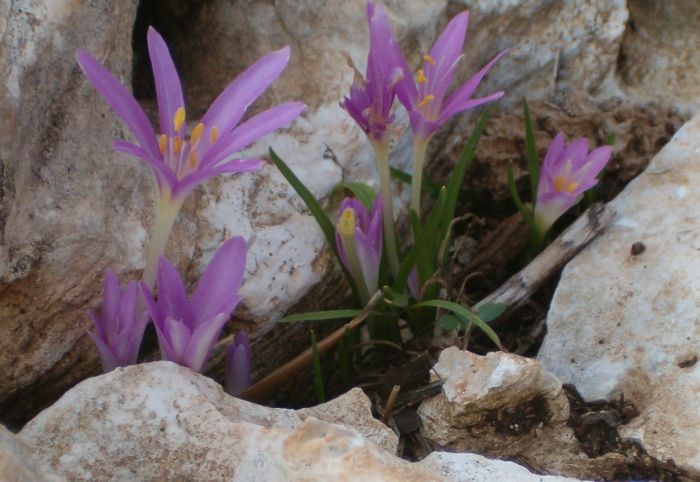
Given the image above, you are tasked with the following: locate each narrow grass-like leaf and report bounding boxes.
[395,188,447,291]
[334,182,377,209]
[390,167,440,196]
[412,299,502,349]
[443,104,495,241]
[439,314,461,331]
[310,330,326,403]
[508,162,538,245]
[477,302,506,323]
[523,98,539,198]
[280,309,362,323]
[270,148,359,298]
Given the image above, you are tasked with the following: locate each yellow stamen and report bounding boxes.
[553,175,578,193]
[174,137,183,154]
[209,126,219,143]
[337,208,356,236]
[158,134,167,155]
[418,94,435,108]
[188,150,198,169]
[190,122,204,145]
[416,69,427,84]
[423,54,436,65]
[173,107,186,132]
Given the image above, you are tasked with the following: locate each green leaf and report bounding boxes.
[439,314,461,331]
[270,148,360,298]
[390,167,440,196]
[334,182,377,210]
[382,285,410,308]
[280,309,362,323]
[477,302,507,323]
[310,330,326,403]
[522,98,539,198]
[394,188,447,292]
[508,162,539,245]
[606,131,617,146]
[411,299,502,348]
[443,104,495,242]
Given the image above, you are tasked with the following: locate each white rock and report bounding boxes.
[419,452,586,482]
[0,424,65,482]
[418,348,629,480]
[538,113,700,476]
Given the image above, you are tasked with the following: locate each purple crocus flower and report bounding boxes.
[394,11,507,212]
[395,11,507,142]
[88,269,150,372]
[534,133,613,234]
[77,27,304,289]
[76,27,304,203]
[335,195,383,303]
[340,1,405,144]
[140,236,247,373]
[225,331,252,396]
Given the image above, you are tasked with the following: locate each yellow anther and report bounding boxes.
[209,126,219,144]
[188,150,198,169]
[423,54,436,65]
[174,137,183,154]
[337,208,356,236]
[418,94,435,108]
[190,122,204,145]
[553,175,578,193]
[416,69,427,84]
[158,134,167,155]
[173,107,186,132]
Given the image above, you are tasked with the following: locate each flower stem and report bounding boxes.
[141,191,184,290]
[411,138,429,215]
[372,141,400,277]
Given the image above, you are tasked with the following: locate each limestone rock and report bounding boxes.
[16,362,433,481]
[418,452,585,482]
[418,348,632,480]
[615,0,700,114]
[538,113,700,477]
[0,424,65,482]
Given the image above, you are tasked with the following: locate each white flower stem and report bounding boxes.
[372,141,400,277]
[141,190,184,291]
[411,138,429,215]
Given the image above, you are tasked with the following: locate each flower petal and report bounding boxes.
[156,256,193,329]
[191,237,246,327]
[201,46,291,137]
[185,313,231,372]
[225,331,252,396]
[147,27,185,137]
[199,102,305,168]
[112,140,178,192]
[162,317,192,365]
[542,133,566,170]
[429,11,469,71]
[439,49,508,122]
[76,50,159,158]
[88,330,118,372]
[117,280,137,332]
[172,159,262,200]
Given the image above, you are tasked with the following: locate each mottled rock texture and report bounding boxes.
[539,113,700,477]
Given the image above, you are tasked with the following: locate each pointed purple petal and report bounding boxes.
[439,49,508,122]
[76,50,159,158]
[201,46,291,137]
[112,140,178,192]
[429,11,469,70]
[147,27,185,137]
[225,331,252,396]
[438,91,504,125]
[88,330,118,373]
[139,281,162,326]
[561,138,589,167]
[542,133,566,170]
[171,159,262,200]
[162,317,191,364]
[185,313,231,372]
[191,237,246,327]
[116,280,137,332]
[199,102,305,168]
[156,256,193,329]
[102,269,121,332]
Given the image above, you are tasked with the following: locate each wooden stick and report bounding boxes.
[474,202,613,315]
[239,290,383,403]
